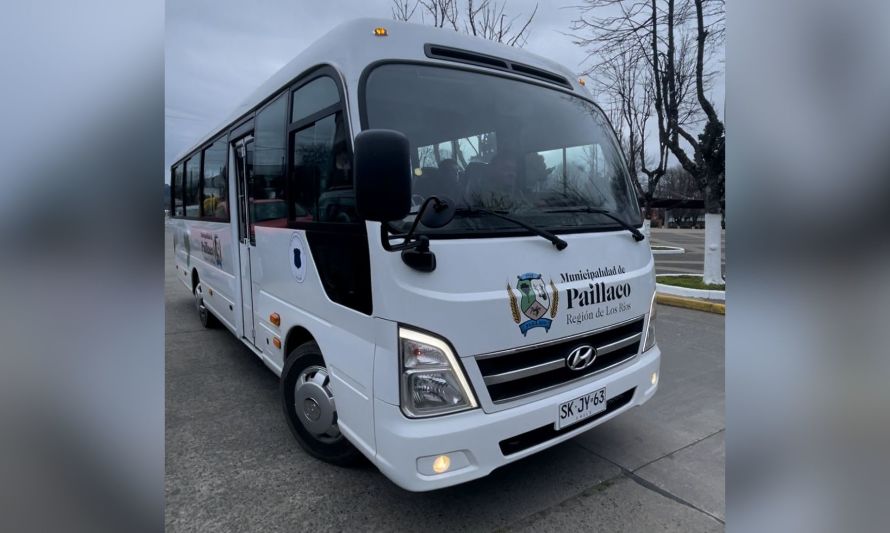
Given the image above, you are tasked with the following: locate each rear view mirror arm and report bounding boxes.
[379,196,447,253]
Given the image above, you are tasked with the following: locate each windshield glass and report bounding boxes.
[363,64,641,235]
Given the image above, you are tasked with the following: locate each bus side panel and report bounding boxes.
[171,218,192,290]
[251,226,378,457]
[185,220,239,333]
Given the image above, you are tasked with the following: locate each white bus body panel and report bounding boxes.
[366,227,659,490]
[250,227,378,453]
[172,220,238,332]
[369,225,653,360]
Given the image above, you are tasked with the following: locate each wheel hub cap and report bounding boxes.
[303,398,321,421]
[294,365,340,441]
[195,284,207,316]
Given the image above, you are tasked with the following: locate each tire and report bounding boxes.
[194,280,218,328]
[281,341,362,466]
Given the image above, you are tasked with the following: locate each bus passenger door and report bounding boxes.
[233,134,258,346]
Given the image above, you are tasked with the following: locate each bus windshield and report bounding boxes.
[363,63,641,236]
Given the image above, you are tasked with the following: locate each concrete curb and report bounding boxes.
[651,246,686,255]
[656,283,726,301]
[656,294,725,315]
[655,274,725,302]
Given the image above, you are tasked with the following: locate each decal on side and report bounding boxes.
[290,233,306,283]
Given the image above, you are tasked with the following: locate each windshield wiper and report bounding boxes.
[454,207,568,251]
[543,207,645,242]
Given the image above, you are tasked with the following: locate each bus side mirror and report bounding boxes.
[354,129,411,222]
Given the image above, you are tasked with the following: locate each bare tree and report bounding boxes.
[657,164,700,199]
[391,0,420,21]
[392,0,538,47]
[593,45,668,233]
[393,1,454,27]
[660,0,724,283]
[572,0,725,283]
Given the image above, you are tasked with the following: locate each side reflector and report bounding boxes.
[270,313,280,326]
[272,337,281,349]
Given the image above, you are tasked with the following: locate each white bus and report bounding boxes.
[169,18,660,491]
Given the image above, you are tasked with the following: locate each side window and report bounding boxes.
[172,163,185,216]
[201,139,228,221]
[179,163,188,217]
[185,156,201,217]
[252,94,287,228]
[289,76,353,223]
[287,72,369,314]
[291,76,340,122]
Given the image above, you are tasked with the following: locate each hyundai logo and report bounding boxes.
[566,345,597,371]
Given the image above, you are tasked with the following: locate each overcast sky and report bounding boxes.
[165,0,724,182]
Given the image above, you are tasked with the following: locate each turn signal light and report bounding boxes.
[578,78,586,86]
[270,313,280,327]
[373,27,388,37]
[272,337,281,349]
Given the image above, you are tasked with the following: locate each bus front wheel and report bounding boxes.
[281,341,362,466]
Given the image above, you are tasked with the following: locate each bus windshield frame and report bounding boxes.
[360,61,642,239]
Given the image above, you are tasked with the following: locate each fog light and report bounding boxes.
[651,372,658,386]
[432,455,451,474]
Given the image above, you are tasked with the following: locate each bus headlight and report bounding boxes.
[643,293,657,352]
[399,327,477,417]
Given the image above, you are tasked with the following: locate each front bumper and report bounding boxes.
[372,344,660,491]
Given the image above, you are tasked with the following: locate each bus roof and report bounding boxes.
[173,17,584,166]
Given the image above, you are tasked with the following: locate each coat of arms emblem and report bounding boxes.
[507,273,559,336]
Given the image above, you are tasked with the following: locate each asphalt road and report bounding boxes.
[165,231,725,532]
[649,228,727,277]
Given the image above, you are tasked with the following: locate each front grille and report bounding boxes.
[476,316,645,403]
[499,387,636,456]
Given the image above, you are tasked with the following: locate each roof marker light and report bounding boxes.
[374,27,388,37]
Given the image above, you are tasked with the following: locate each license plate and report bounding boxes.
[556,387,607,430]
